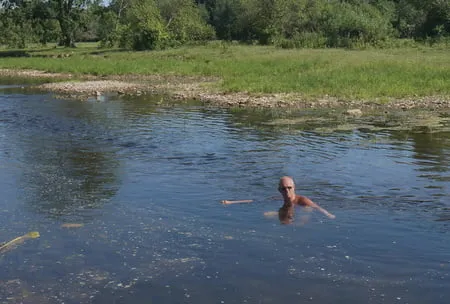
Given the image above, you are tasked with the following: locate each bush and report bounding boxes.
[161,0,216,43]
[120,0,170,50]
[273,32,327,48]
[325,2,394,48]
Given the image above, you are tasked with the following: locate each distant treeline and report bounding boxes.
[1,0,449,49]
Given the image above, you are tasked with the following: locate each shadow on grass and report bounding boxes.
[0,50,31,58]
[87,48,130,56]
[0,48,62,58]
[0,47,130,58]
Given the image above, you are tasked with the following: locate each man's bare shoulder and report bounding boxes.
[295,195,313,206]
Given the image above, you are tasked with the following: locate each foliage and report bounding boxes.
[394,0,427,38]
[158,0,215,43]
[121,0,169,50]
[269,0,330,47]
[97,10,120,47]
[209,0,241,40]
[32,1,61,45]
[238,0,274,43]
[421,0,450,38]
[1,0,450,49]
[97,0,131,47]
[324,1,394,48]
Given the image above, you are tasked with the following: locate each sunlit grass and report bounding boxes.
[0,42,449,99]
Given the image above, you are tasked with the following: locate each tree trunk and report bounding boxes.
[57,0,76,47]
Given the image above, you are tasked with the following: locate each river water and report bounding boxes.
[0,87,449,304]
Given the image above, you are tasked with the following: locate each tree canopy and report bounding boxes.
[1,0,450,49]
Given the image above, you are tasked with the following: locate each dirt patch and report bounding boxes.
[1,68,449,111]
[39,80,149,95]
[0,68,72,79]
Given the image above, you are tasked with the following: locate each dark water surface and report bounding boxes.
[0,89,449,304]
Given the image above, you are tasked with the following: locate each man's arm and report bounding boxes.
[298,196,336,219]
[221,200,253,205]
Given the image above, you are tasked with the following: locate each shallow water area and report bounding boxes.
[0,89,449,303]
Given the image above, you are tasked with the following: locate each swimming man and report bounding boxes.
[221,176,335,224]
[277,176,335,224]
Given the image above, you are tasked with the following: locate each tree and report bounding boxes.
[324,1,394,47]
[158,0,215,43]
[120,0,169,50]
[31,0,60,45]
[0,0,38,47]
[422,0,450,38]
[209,0,240,40]
[53,0,79,47]
[394,0,427,38]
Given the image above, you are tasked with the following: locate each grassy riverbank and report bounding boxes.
[0,42,449,101]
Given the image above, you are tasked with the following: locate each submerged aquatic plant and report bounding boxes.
[0,231,40,254]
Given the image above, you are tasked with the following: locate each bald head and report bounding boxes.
[279,176,294,187]
[279,176,296,201]
[279,176,295,191]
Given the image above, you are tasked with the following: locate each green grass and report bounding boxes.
[0,42,449,100]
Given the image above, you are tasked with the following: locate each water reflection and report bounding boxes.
[409,131,450,220]
[0,93,122,221]
[410,131,450,177]
[21,147,120,220]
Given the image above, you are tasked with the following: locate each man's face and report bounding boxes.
[279,179,295,199]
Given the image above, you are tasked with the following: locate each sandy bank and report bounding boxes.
[1,68,449,111]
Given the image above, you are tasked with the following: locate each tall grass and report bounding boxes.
[0,42,449,100]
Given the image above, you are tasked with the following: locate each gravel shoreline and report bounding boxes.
[1,68,449,111]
